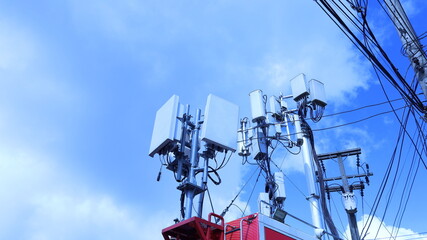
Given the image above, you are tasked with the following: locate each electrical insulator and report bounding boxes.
[360,183,365,197]
[326,185,331,200]
[320,159,326,172]
[356,154,360,167]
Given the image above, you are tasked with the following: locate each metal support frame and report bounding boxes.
[183,109,202,219]
[176,105,191,181]
[198,145,215,217]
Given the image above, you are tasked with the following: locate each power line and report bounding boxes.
[313,105,407,132]
[322,97,406,118]
[364,232,427,240]
[217,166,261,220]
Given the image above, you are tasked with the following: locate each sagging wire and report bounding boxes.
[316,0,425,114]
[217,166,261,221]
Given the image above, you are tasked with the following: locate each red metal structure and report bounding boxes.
[162,213,317,240]
[162,213,225,240]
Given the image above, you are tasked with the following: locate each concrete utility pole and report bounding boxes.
[385,0,427,101]
[318,148,373,240]
[294,115,323,233]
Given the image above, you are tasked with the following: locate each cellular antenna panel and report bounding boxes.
[309,79,327,107]
[149,95,182,157]
[290,73,309,101]
[201,94,239,152]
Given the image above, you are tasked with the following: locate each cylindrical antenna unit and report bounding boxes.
[308,79,327,107]
[290,74,309,102]
[237,119,251,157]
[269,96,282,136]
[274,172,286,203]
[269,96,281,117]
[280,96,288,111]
[249,90,266,123]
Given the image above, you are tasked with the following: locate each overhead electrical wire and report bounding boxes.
[313,105,408,132]
[322,96,409,118]
[217,166,261,221]
[241,167,263,217]
[312,1,427,239]
[360,80,426,239]
[391,119,425,237]
[360,83,411,239]
[244,104,410,141]
[315,0,425,113]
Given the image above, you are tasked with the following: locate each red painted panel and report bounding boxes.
[225,214,259,240]
[264,227,296,240]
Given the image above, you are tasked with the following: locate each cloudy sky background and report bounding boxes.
[1,0,426,239]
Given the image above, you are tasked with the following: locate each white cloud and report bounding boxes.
[67,0,373,104]
[400,0,427,17]
[345,215,427,240]
[273,150,305,174]
[0,147,171,240]
[2,1,420,239]
[257,23,371,108]
[210,193,251,223]
[0,19,72,97]
[0,21,36,71]
[0,19,81,142]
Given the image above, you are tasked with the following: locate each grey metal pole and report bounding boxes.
[184,108,201,219]
[197,149,210,217]
[294,115,323,232]
[177,105,190,181]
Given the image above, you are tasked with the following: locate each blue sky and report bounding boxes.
[0,0,426,239]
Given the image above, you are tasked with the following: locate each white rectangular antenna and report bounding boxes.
[253,128,268,160]
[309,79,327,107]
[149,95,182,157]
[201,94,239,152]
[249,90,266,122]
[274,172,286,202]
[290,73,309,102]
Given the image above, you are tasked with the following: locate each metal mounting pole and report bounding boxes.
[294,114,322,232]
[177,105,190,181]
[197,146,214,217]
[184,108,202,219]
